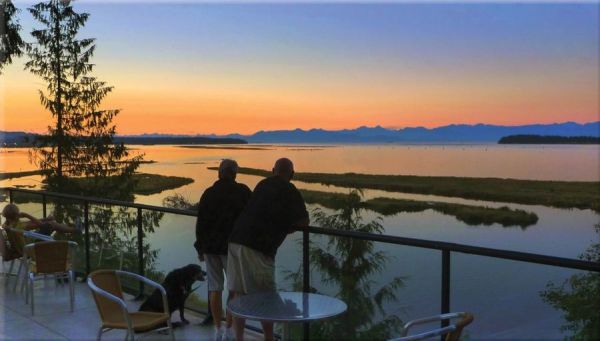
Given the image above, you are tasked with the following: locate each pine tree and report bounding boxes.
[25,0,142,196]
[0,0,24,73]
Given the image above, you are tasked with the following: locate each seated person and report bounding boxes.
[1,203,82,236]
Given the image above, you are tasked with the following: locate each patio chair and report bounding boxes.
[87,270,174,341]
[389,312,474,341]
[24,240,77,315]
[3,227,54,292]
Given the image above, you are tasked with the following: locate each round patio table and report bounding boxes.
[228,291,347,340]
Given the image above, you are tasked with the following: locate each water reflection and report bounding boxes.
[289,190,405,340]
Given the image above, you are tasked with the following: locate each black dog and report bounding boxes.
[139,264,206,325]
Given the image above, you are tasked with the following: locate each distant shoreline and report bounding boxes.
[0,135,248,147]
[499,135,600,145]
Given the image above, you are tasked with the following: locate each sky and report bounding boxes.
[2,2,599,135]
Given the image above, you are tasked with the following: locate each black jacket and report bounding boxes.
[194,179,251,255]
[229,176,308,259]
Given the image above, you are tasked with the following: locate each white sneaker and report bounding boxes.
[224,327,235,341]
[214,326,225,341]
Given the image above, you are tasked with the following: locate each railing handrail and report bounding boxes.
[3,187,599,273]
[1,187,197,216]
[305,226,600,272]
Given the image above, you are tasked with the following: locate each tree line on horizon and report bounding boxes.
[499,135,600,145]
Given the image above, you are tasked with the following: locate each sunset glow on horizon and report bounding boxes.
[2,2,599,135]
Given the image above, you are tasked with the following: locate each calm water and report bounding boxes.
[1,144,599,339]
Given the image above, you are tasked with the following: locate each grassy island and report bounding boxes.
[300,189,538,228]
[179,145,273,151]
[2,172,194,200]
[0,170,45,180]
[220,167,600,212]
[66,173,195,196]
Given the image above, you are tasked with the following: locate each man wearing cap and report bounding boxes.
[227,158,309,341]
[195,159,252,341]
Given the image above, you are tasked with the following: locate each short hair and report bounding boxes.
[273,158,294,177]
[218,159,239,180]
[2,204,19,220]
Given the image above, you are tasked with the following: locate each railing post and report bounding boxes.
[84,201,90,278]
[42,194,47,218]
[441,249,451,334]
[137,208,145,296]
[8,189,13,203]
[302,228,310,340]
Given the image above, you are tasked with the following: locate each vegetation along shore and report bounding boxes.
[300,189,538,228]
[215,167,600,212]
[2,172,194,198]
[499,135,600,144]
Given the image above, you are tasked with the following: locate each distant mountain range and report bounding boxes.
[204,121,600,143]
[2,121,599,145]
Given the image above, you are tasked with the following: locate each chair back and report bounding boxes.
[28,241,72,274]
[88,270,127,325]
[4,228,25,261]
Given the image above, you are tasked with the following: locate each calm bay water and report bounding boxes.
[1,144,599,339]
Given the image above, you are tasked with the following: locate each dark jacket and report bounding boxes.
[229,176,308,259]
[194,179,251,255]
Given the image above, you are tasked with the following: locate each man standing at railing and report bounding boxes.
[195,159,252,341]
[227,158,309,341]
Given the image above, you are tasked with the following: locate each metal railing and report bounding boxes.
[3,187,600,339]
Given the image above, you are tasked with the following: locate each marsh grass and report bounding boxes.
[224,167,599,212]
[300,189,538,228]
[6,173,194,202]
[128,173,194,195]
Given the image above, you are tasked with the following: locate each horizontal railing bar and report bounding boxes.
[4,187,598,272]
[305,226,600,272]
[1,187,197,216]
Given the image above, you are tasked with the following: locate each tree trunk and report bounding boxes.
[53,2,63,178]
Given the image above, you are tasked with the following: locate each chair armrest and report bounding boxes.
[402,312,466,332]
[7,227,54,242]
[389,326,456,341]
[115,270,169,315]
[389,312,469,341]
[23,231,55,242]
[116,271,165,293]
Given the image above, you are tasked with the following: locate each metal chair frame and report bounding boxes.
[24,240,77,316]
[87,270,175,341]
[390,312,473,341]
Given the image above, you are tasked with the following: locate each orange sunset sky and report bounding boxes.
[2,3,599,135]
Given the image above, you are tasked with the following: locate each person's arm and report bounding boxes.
[194,190,211,258]
[287,187,309,234]
[18,212,43,230]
